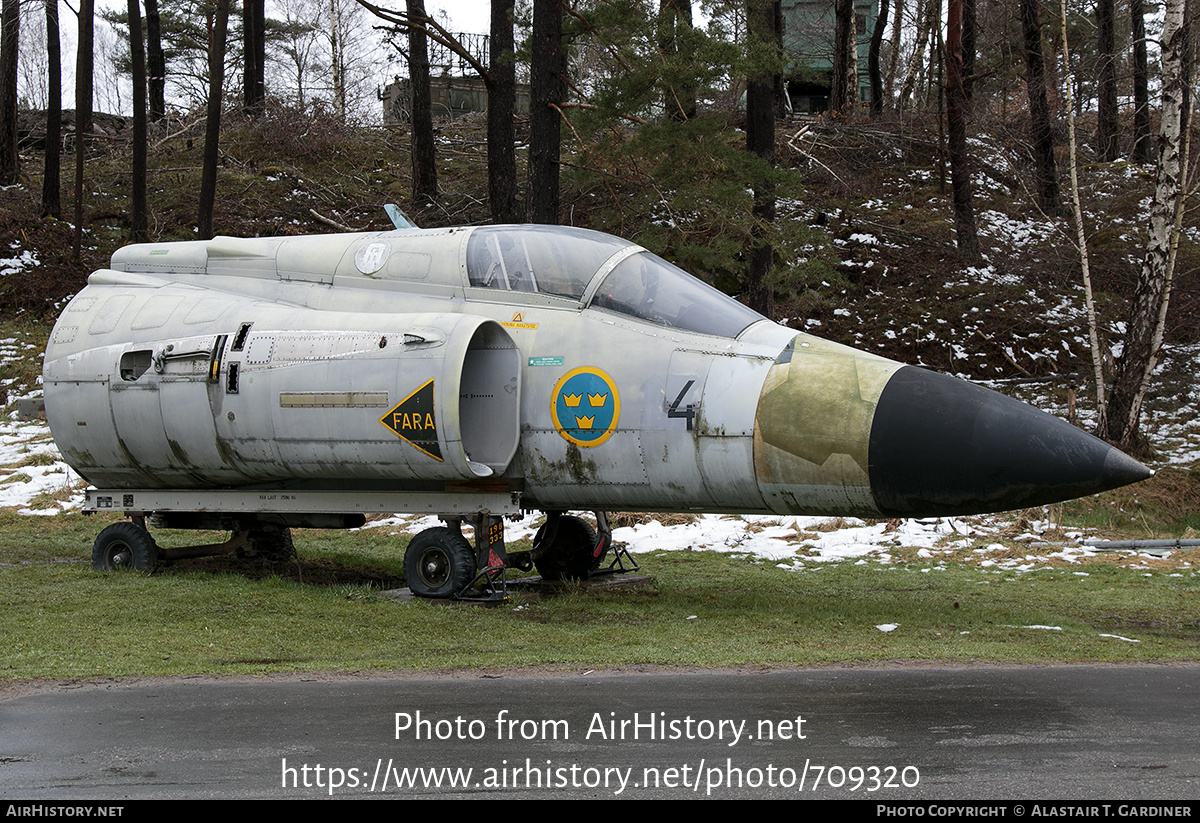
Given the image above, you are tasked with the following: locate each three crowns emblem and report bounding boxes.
[552,367,620,447]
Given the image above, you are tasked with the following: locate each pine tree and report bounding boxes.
[242,0,265,114]
[946,0,978,259]
[1096,0,1119,159]
[1130,0,1151,162]
[0,0,19,186]
[1021,0,1058,211]
[145,0,165,121]
[745,0,777,316]
[407,0,437,209]
[129,0,148,241]
[528,0,563,224]
[73,0,94,260]
[488,0,518,222]
[197,0,231,240]
[829,0,857,112]
[41,0,61,218]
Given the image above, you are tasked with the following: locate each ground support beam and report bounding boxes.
[85,488,523,520]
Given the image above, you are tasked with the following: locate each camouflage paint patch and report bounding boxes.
[753,334,901,515]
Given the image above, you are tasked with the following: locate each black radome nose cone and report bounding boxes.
[868,366,1152,517]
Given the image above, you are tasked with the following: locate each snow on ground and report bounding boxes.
[976,210,1061,249]
[0,330,89,514]
[350,507,1190,574]
[0,415,86,514]
[0,249,38,277]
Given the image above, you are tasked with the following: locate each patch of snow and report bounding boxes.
[848,233,879,245]
[0,249,38,277]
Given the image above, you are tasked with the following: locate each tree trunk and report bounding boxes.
[658,0,698,120]
[746,0,776,317]
[197,0,230,240]
[129,0,148,241]
[946,0,978,260]
[1130,0,1150,162]
[488,0,518,223]
[868,0,888,116]
[0,0,19,186]
[330,0,345,121]
[929,0,942,108]
[883,0,903,104]
[830,0,857,112]
[1096,0,1119,160]
[898,0,932,110]
[1021,0,1058,211]
[408,0,437,209]
[1060,0,1106,423]
[243,0,266,115]
[41,0,61,218]
[1100,0,1187,450]
[527,0,562,225]
[73,0,93,260]
[658,0,697,120]
[145,0,164,122]
[773,1,785,119]
[961,0,976,108]
[1183,0,1194,133]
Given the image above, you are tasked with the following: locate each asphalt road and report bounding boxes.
[1,666,1197,799]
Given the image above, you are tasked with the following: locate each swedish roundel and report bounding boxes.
[551,367,620,448]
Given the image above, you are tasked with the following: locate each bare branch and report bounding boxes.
[562,3,631,74]
[353,0,488,80]
[309,208,363,232]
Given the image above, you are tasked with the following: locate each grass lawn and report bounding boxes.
[1,509,1196,685]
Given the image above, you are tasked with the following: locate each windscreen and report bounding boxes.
[590,252,765,338]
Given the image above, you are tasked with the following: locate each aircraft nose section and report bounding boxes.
[868,366,1152,516]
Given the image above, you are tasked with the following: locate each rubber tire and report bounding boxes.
[404,527,477,598]
[92,522,160,572]
[534,516,602,580]
[246,528,295,560]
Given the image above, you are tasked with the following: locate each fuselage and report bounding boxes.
[43,225,1149,519]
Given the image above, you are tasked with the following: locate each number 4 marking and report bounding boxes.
[667,379,697,430]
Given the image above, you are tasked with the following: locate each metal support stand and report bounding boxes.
[444,510,511,602]
[592,510,639,575]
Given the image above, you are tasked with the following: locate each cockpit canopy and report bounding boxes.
[466,225,764,339]
[467,225,626,298]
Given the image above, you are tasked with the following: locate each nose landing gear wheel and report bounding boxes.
[404,527,477,598]
[533,515,604,580]
[238,528,296,560]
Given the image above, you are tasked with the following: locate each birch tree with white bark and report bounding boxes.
[1099,0,1189,451]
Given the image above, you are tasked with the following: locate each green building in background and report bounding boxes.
[782,0,878,113]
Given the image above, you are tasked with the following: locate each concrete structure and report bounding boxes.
[380,76,531,124]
